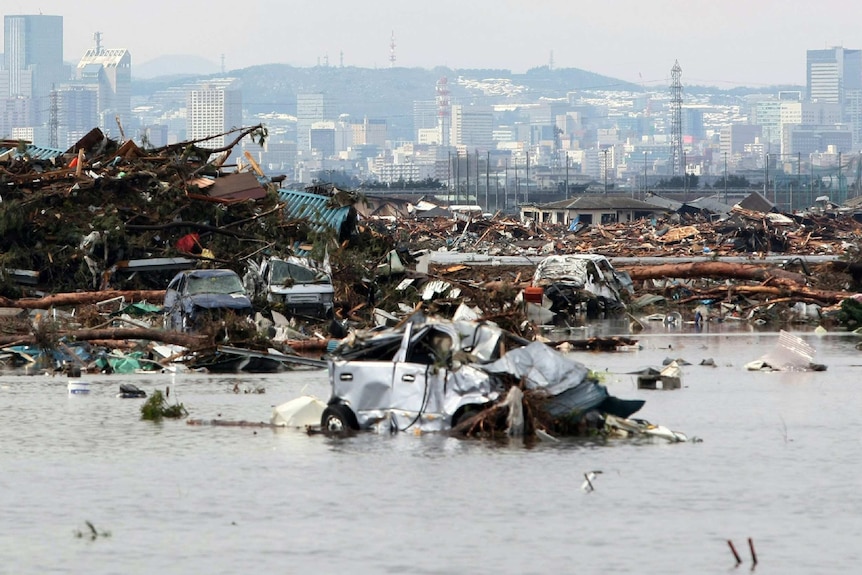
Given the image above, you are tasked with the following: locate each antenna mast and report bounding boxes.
[93,31,102,54]
[389,31,396,68]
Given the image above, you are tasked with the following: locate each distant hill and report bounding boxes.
[130,63,641,139]
[134,54,221,79]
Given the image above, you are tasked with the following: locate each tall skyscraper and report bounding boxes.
[2,14,64,129]
[57,86,98,148]
[450,105,493,150]
[296,92,334,152]
[75,47,132,136]
[187,80,243,159]
[807,47,862,146]
[806,47,862,104]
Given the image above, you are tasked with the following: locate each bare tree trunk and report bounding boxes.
[621,262,808,285]
[0,328,204,348]
[0,290,164,309]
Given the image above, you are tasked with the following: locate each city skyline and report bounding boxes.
[2,0,861,87]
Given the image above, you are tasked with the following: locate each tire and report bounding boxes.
[321,404,358,432]
[451,405,482,428]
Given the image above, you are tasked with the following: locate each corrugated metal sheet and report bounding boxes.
[278,189,354,236]
[0,143,66,161]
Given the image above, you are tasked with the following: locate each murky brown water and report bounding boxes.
[2,325,861,574]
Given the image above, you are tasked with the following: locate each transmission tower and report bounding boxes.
[49,87,59,148]
[669,60,683,176]
[389,31,397,68]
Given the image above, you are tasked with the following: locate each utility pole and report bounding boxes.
[475,149,480,203]
[565,154,569,200]
[764,153,769,198]
[644,151,648,198]
[495,171,500,212]
[515,157,519,205]
[447,150,452,194]
[724,151,728,204]
[526,151,530,203]
[683,150,688,197]
[465,152,470,205]
[603,148,608,194]
[486,150,490,212]
[839,151,843,203]
[505,157,509,209]
[455,152,460,204]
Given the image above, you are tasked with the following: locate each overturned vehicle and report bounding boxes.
[528,254,633,320]
[321,315,661,438]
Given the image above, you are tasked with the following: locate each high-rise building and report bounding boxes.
[186,80,243,159]
[75,47,132,135]
[450,105,494,150]
[296,92,335,152]
[719,124,763,157]
[413,100,437,139]
[806,47,862,104]
[0,96,32,138]
[2,14,65,129]
[57,86,98,148]
[352,118,387,148]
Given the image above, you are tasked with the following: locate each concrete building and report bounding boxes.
[752,100,782,146]
[450,105,493,150]
[352,118,387,148]
[807,47,862,104]
[186,80,242,158]
[782,125,853,156]
[807,47,862,147]
[520,195,665,226]
[778,100,842,154]
[296,92,335,151]
[413,99,438,139]
[57,86,98,148]
[0,96,31,138]
[75,47,131,136]
[309,122,336,157]
[720,124,763,156]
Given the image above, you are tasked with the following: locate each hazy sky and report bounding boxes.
[4,0,861,87]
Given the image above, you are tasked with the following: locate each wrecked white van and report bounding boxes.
[246,256,334,319]
[320,315,643,433]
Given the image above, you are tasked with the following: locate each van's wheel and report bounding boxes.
[321,404,358,432]
[451,405,482,428]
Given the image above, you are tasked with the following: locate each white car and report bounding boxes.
[247,256,334,319]
[320,316,644,433]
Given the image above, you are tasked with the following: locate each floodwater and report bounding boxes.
[2,325,862,574]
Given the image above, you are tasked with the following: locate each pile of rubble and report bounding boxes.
[3,125,862,374]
